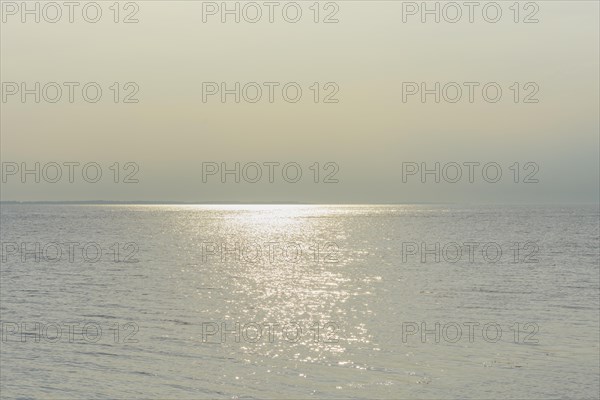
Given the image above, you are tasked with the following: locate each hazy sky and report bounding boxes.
[1,1,598,203]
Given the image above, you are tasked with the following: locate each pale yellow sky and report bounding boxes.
[1,1,598,203]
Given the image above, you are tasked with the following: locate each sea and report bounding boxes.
[1,204,598,399]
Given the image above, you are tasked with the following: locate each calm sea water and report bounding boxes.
[1,204,598,399]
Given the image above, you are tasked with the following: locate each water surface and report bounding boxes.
[1,204,598,399]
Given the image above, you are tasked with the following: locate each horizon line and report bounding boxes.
[1,200,599,206]
[0,200,451,205]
